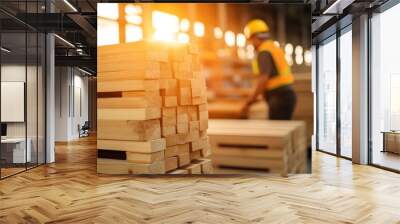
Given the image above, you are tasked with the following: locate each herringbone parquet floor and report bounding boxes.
[1,136,399,224]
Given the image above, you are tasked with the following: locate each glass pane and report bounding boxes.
[38,33,46,165]
[1,31,27,177]
[317,36,337,154]
[27,31,38,169]
[371,4,400,171]
[339,29,352,158]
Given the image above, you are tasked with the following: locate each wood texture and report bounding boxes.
[97,41,211,174]
[98,139,166,153]
[208,119,307,175]
[1,137,400,223]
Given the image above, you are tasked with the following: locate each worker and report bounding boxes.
[241,19,296,120]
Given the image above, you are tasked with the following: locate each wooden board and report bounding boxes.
[98,120,160,141]
[168,169,189,174]
[208,119,307,175]
[126,151,164,164]
[97,158,166,174]
[97,139,166,153]
[98,95,162,109]
[165,156,178,172]
[98,108,161,121]
[97,64,160,80]
[98,80,159,93]
[196,159,213,174]
[212,156,283,171]
[185,163,202,174]
[177,153,190,167]
[212,147,283,159]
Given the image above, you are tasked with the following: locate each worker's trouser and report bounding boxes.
[264,85,297,120]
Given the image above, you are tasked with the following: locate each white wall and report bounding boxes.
[55,67,89,141]
[1,65,33,138]
[1,64,46,164]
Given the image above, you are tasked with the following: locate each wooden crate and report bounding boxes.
[97,41,212,175]
[208,119,307,176]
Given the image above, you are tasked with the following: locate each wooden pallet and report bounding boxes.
[208,119,307,176]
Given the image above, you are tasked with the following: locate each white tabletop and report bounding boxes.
[1,138,26,144]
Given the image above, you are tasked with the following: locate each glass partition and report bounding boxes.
[0,2,46,179]
[339,27,352,158]
[370,3,400,171]
[1,31,28,177]
[317,35,337,154]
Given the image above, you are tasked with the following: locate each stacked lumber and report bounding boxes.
[207,98,267,119]
[208,119,307,176]
[97,41,212,174]
[208,73,313,146]
[292,73,313,146]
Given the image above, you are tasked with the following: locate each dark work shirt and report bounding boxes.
[257,51,278,78]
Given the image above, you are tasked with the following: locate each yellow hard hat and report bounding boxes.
[244,19,269,39]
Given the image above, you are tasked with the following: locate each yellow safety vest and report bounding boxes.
[252,40,294,91]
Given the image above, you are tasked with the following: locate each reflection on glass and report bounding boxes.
[340,29,352,158]
[27,31,38,169]
[317,37,337,154]
[1,32,28,177]
[38,33,46,165]
[371,3,400,171]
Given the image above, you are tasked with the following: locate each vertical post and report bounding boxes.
[312,45,318,151]
[352,14,369,164]
[46,0,55,163]
[336,28,341,157]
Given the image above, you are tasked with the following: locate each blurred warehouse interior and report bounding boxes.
[96,3,313,174]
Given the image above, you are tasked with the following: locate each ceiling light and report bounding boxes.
[224,31,235,47]
[214,27,223,39]
[125,25,143,42]
[63,0,78,12]
[304,50,312,65]
[236,33,246,48]
[295,46,303,55]
[1,47,11,53]
[285,43,293,55]
[54,34,75,48]
[180,19,190,32]
[178,33,190,43]
[125,4,142,15]
[194,22,205,37]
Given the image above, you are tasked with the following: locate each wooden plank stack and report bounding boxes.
[97,41,212,174]
[208,119,307,176]
[292,73,313,146]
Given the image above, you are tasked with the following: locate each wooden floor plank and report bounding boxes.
[0,136,400,223]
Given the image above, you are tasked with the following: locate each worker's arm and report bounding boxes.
[246,74,268,105]
[242,51,275,116]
